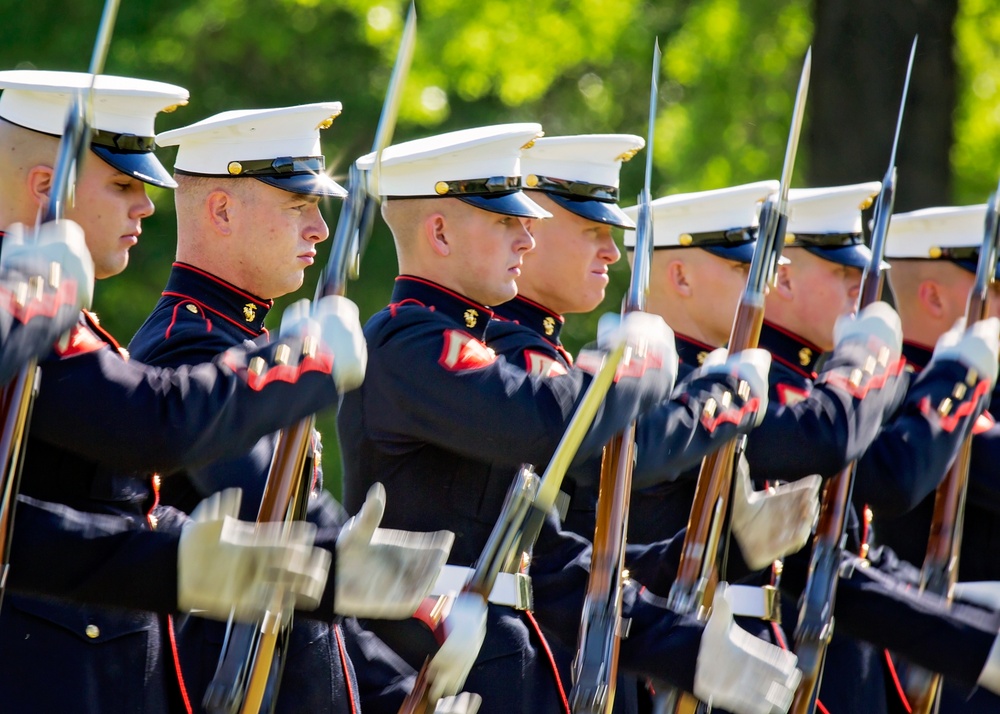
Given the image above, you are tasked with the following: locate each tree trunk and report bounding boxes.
[809,0,958,211]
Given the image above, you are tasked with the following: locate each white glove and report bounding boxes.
[178,488,331,621]
[597,311,679,392]
[434,692,482,714]
[426,592,488,700]
[694,583,801,714]
[700,347,772,425]
[953,580,1000,611]
[2,220,94,310]
[280,295,367,392]
[335,483,454,618]
[833,301,902,361]
[731,459,820,570]
[929,317,1000,389]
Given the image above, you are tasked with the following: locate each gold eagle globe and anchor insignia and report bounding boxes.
[542,316,556,336]
[243,303,257,323]
[464,309,479,328]
[799,347,813,367]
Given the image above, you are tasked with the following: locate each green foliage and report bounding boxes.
[953,0,1000,202]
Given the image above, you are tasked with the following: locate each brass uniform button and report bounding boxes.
[186,304,198,314]
[85,624,100,639]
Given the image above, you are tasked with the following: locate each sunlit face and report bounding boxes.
[934,268,1000,324]
[229,181,330,299]
[443,201,535,306]
[517,193,620,314]
[687,251,748,345]
[783,248,862,350]
[65,154,155,279]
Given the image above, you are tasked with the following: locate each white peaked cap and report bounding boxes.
[520,134,645,228]
[357,123,551,218]
[886,205,988,259]
[622,180,779,252]
[787,182,882,235]
[0,69,188,138]
[0,69,189,188]
[156,103,346,197]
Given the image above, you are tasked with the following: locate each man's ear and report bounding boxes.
[917,279,947,319]
[26,165,53,211]
[206,189,235,236]
[425,212,450,257]
[773,262,794,299]
[666,260,692,297]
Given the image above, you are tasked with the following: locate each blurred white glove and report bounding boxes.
[426,592,488,700]
[2,220,94,310]
[335,483,454,618]
[954,580,1000,611]
[694,583,801,714]
[280,295,367,391]
[700,347,772,425]
[731,459,820,570]
[833,301,902,361]
[597,311,679,392]
[178,488,331,621]
[434,692,482,714]
[929,317,1000,389]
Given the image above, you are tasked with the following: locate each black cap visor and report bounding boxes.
[458,190,552,219]
[802,244,887,270]
[92,145,176,189]
[255,172,347,199]
[540,192,634,229]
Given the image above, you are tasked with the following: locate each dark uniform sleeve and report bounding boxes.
[28,324,342,473]
[746,340,907,483]
[833,552,1000,693]
[361,309,673,468]
[853,359,993,516]
[631,369,762,489]
[7,495,181,613]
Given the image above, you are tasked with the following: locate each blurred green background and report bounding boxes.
[3,0,998,495]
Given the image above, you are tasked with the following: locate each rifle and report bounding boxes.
[201,6,417,714]
[902,178,1000,714]
[567,39,660,714]
[658,48,811,714]
[790,38,917,714]
[0,0,122,611]
[397,341,628,714]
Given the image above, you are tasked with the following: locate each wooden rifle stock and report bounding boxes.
[0,0,122,613]
[902,180,1000,714]
[790,39,916,714]
[569,39,661,714]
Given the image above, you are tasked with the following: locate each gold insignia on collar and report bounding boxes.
[542,316,556,336]
[697,351,708,365]
[243,303,257,322]
[799,347,813,366]
[464,309,479,328]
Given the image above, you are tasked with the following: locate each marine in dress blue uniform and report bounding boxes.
[131,104,418,714]
[619,182,1000,712]
[337,124,795,713]
[876,204,1000,712]
[0,72,354,714]
[488,137,775,713]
